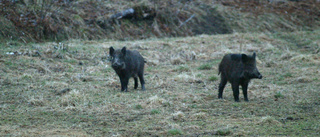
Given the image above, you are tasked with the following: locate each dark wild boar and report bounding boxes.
[218,52,262,102]
[109,47,145,92]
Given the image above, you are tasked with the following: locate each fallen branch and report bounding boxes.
[179,14,195,28]
[110,8,135,20]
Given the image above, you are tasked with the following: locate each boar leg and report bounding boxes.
[241,81,249,101]
[218,76,227,99]
[120,76,129,92]
[138,72,145,91]
[231,82,240,102]
[120,77,125,92]
[134,77,138,89]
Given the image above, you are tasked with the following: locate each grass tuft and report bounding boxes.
[274,91,285,99]
[168,129,183,135]
[198,64,212,70]
[208,75,219,81]
[257,116,282,126]
[135,104,143,109]
[151,109,161,115]
[172,111,185,121]
[173,65,190,72]
[215,128,232,136]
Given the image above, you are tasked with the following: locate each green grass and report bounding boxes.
[63,59,78,64]
[216,128,232,136]
[208,75,219,81]
[135,104,143,109]
[198,63,212,70]
[168,129,183,135]
[150,109,161,115]
[283,72,293,78]
[173,65,190,72]
[146,66,153,72]
[274,91,285,99]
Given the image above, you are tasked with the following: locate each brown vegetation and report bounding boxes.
[1,0,319,42]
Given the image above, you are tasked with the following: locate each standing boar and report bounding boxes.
[218,52,262,102]
[109,47,145,92]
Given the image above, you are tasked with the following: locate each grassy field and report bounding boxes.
[0,30,320,136]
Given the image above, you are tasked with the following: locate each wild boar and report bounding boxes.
[218,52,262,102]
[109,47,145,92]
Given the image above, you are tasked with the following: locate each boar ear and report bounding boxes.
[109,47,114,56]
[121,47,126,56]
[241,54,248,62]
[252,52,256,59]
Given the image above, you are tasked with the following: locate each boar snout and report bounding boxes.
[252,68,263,79]
[112,61,125,69]
[253,71,263,79]
[258,73,263,79]
[255,70,263,79]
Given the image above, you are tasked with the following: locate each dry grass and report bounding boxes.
[0,30,320,136]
